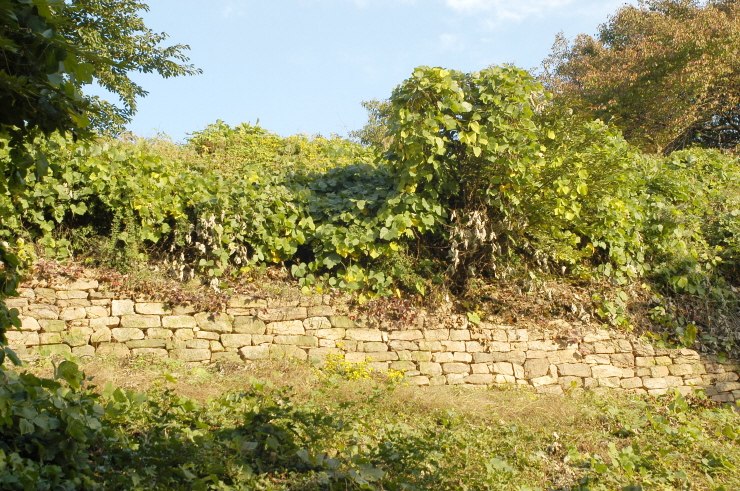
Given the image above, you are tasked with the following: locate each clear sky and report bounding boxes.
[115,0,635,141]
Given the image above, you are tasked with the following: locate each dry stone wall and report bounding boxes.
[7,276,740,402]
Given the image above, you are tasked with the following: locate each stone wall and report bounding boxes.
[6,275,740,402]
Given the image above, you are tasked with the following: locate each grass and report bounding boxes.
[17,354,740,490]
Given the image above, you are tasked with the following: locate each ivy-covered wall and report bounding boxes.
[7,273,740,403]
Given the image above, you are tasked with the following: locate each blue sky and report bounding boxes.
[116,0,635,141]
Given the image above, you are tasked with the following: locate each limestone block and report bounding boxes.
[275,335,318,348]
[688,363,706,375]
[419,362,443,376]
[232,316,266,334]
[668,364,693,376]
[614,340,633,353]
[592,365,632,378]
[715,381,740,392]
[35,288,57,304]
[126,339,167,349]
[315,328,345,341]
[453,352,473,363]
[120,315,160,329]
[407,376,430,386]
[650,366,670,378]
[528,340,559,351]
[524,358,551,379]
[195,331,220,340]
[328,316,355,328]
[111,300,135,316]
[598,377,621,388]
[257,307,307,322]
[548,349,579,364]
[365,352,399,362]
[239,345,270,360]
[39,333,61,344]
[58,299,92,308]
[536,384,564,395]
[172,348,211,362]
[209,351,240,363]
[465,341,484,352]
[318,339,336,348]
[428,375,446,386]
[59,307,87,321]
[307,305,333,317]
[531,375,558,387]
[344,328,382,342]
[84,306,109,319]
[488,342,511,352]
[56,278,99,291]
[361,341,388,352]
[267,297,300,308]
[186,339,211,349]
[417,341,443,351]
[526,350,548,359]
[96,342,130,357]
[4,298,28,309]
[557,363,591,378]
[111,328,145,343]
[39,320,66,333]
[648,388,669,396]
[135,303,172,315]
[450,330,471,341]
[229,296,267,308]
[439,341,464,352]
[635,356,655,367]
[424,329,450,341]
[471,363,490,374]
[495,351,526,365]
[683,377,703,386]
[390,340,418,351]
[221,334,253,348]
[584,354,611,365]
[129,348,167,358]
[72,345,95,357]
[655,356,672,366]
[584,377,598,389]
[367,361,389,372]
[19,316,40,332]
[445,373,466,384]
[678,348,701,360]
[412,351,433,362]
[26,305,59,320]
[38,344,72,357]
[91,327,112,343]
[145,328,173,339]
[473,353,494,363]
[560,376,583,388]
[593,341,615,354]
[636,368,651,377]
[5,331,40,346]
[57,290,88,300]
[389,330,423,341]
[270,345,308,361]
[442,363,470,374]
[172,305,197,315]
[433,352,454,363]
[494,374,517,384]
[195,313,233,333]
[62,326,93,346]
[90,316,120,328]
[507,329,528,342]
[173,329,195,341]
[465,374,493,385]
[633,342,655,357]
[303,317,331,330]
[343,352,367,363]
[665,376,684,388]
[492,362,514,376]
[643,377,668,390]
[339,340,357,351]
[210,341,224,352]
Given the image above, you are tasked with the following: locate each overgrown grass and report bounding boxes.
[9,355,739,490]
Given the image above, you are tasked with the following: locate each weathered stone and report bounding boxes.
[84,306,109,319]
[136,303,172,315]
[417,341,443,351]
[610,353,635,368]
[26,305,59,320]
[655,356,672,366]
[361,341,389,352]
[195,330,220,340]
[473,353,494,363]
[111,300,135,316]
[274,335,318,347]
[557,363,591,378]
[418,362,442,375]
[19,316,40,332]
[584,354,611,365]
[424,329,450,341]
[560,376,583,389]
[172,304,197,315]
[229,296,267,308]
[303,317,331,330]
[632,342,655,357]
[220,334,252,348]
[528,340,559,351]
[96,342,130,357]
[364,352,398,362]
[39,333,61,345]
[342,328,382,342]
[258,307,307,322]
[38,344,72,357]
[389,330,424,341]
[635,356,655,367]
[650,366,670,378]
[621,377,644,389]
[270,345,308,360]
[592,365,632,379]
[56,290,88,300]
[120,314,160,329]
[130,348,167,358]
[239,345,270,360]
[665,376,684,388]
[524,358,551,379]
[643,377,668,390]
[91,327,112,343]
[547,349,578,364]
[172,348,211,362]
[111,328,145,343]
[211,351,242,363]
[5,331,39,346]
[492,362,514,376]
[126,339,167,349]
[531,375,558,387]
[471,363,490,374]
[536,384,564,395]
[465,374,493,385]
[186,339,210,349]
[668,364,694,377]
[433,352,454,363]
[488,342,511,352]
[59,307,87,321]
[453,352,472,363]
[267,320,305,335]
[4,298,28,309]
[58,298,92,308]
[305,305,333,317]
[232,316,266,334]
[593,341,615,354]
[328,315,355,328]
[449,330,471,341]
[442,363,470,374]
[62,326,93,346]
[716,381,740,392]
[72,345,95,357]
[195,312,233,332]
[90,316,120,328]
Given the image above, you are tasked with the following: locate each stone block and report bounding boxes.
[715,382,740,392]
[120,315,160,329]
[5,331,39,346]
[633,342,655,357]
[560,376,583,389]
[111,299,135,316]
[38,344,72,357]
[126,339,167,349]
[655,356,672,366]
[210,341,224,352]
[433,352,454,363]
[610,353,635,368]
[442,363,470,374]
[172,348,211,362]
[85,306,109,319]
[492,362,514,376]
[130,348,168,358]
[240,345,270,360]
[548,349,579,364]
[307,305,333,317]
[135,302,171,315]
[513,363,525,379]
[621,377,644,389]
[111,328,145,343]
[531,375,558,387]
[643,377,668,390]
[635,356,655,367]
[270,345,308,361]
[195,331,220,340]
[390,340,418,351]
[91,327,112,343]
[275,335,318,347]
[221,334,253,348]
[26,305,59,320]
[316,328,346,340]
[417,340,444,351]
[60,307,86,321]
[328,315,355,328]
[557,363,592,378]
[19,316,41,332]
[58,298,92,308]
[303,317,331,330]
[465,341,484,352]
[488,342,511,352]
[211,351,242,363]
[146,328,173,339]
[412,351,433,362]
[407,376,430,386]
[90,316,120,328]
[528,340,559,351]
[39,333,62,344]
[536,384,564,395]
[594,341,615,354]
[229,296,266,308]
[650,366,670,378]
[453,352,472,363]
[668,364,693,376]
[258,307,307,322]
[636,368,651,377]
[97,342,130,357]
[362,341,389,352]
[424,329,450,341]
[344,328,382,342]
[584,354,611,365]
[665,376,684,388]
[186,339,210,349]
[524,358,551,379]
[365,352,399,362]
[592,365,632,379]
[195,312,233,333]
[232,316,266,334]
[388,330,423,341]
[450,330,471,341]
[471,363,490,374]
[72,345,96,357]
[56,290,88,300]
[4,298,28,309]
[419,362,443,376]
[62,326,93,346]
[445,373,466,385]
[465,374,493,385]
[473,353,494,363]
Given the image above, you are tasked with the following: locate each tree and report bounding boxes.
[0,0,199,363]
[542,0,740,153]
[349,99,393,151]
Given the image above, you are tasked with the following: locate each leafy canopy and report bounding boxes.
[542,0,740,153]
